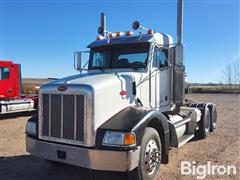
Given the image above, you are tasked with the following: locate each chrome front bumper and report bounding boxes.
[26,136,140,172]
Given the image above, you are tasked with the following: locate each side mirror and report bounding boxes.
[74,51,81,71]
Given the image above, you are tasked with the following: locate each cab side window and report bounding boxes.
[0,67,10,80]
[90,51,110,69]
[152,47,168,69]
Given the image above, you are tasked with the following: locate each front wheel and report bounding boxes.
[128,127,161,180]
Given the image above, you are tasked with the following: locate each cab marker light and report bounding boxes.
[116,32,124,37]
[96,35,104,40]
[148,29,155,34]
[125,31,134,36]
[109,33,116,38]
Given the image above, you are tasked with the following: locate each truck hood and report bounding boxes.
[49,71,145,90]
[40,71,148,147]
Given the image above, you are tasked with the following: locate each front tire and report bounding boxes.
[128,127,161,180]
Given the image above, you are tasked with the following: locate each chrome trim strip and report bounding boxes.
[83,95,87,143]
[74,94,77,140]
[60,94,63,138]
[49,94,51,136]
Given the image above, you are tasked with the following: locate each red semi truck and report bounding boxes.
[0,60,37,114]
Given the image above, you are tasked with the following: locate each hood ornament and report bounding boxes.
[58,84,67,91]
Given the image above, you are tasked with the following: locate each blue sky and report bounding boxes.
[0,0,239,83]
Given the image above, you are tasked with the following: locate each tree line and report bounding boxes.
[221,56,240,90]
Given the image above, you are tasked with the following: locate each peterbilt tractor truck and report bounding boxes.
[26,0,217,179]
[0,60,37,114]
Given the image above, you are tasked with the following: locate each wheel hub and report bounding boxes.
[144,139,160,175]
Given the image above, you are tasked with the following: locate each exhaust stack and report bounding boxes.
[177,0,183,45]
[100,13,107,37]
[173,0,185,109]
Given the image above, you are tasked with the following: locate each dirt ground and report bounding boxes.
[0,94,239,180]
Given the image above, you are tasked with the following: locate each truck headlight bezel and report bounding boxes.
[102,131,136,147]
[26,121,37,136]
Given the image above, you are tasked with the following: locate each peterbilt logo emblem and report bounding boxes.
[58,85,67,91]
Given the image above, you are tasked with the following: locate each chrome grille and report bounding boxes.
[41,93,85,143]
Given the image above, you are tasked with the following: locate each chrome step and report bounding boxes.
[173,117,191,128]
[178,134,195,148]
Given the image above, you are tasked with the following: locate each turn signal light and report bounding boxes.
[125,31,134,36]
[124,133,136,146]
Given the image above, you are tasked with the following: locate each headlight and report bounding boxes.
[103,131,136,147]
[26,121,37,136]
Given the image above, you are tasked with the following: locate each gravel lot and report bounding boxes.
[0,94,239,180]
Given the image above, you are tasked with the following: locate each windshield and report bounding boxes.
[88,43,149,70]
[0,67,10,80]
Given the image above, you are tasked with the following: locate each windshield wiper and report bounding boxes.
[129,62,145,70]
[129,67,139,70]
[94,67,105,72]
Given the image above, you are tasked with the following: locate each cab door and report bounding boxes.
[150,47,160,108]
[159,49,171,108]
[150,47,171,110]
[0,64,13,98]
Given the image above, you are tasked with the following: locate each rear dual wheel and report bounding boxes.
[208,104,217,132]
[197,106,211,139]
[128,128,161,180]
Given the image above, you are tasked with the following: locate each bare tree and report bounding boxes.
[232,57,240,91]
[222,63,233,88]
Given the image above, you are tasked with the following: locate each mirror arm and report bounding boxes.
[80,61,89,73]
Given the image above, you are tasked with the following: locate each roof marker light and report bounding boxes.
[96,35,104,40]
[116,32,124,37]
[125,31,134,36]
[148,29,155,34]
[109,33,116,38]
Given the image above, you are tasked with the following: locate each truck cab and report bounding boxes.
[0,60,36,114]
[26,3,217,180]
[0,61,21,99]
[86,32,174,113]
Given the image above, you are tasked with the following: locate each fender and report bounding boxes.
[26,114,38,138]
[132,110,170,157]
[95,106,170,156]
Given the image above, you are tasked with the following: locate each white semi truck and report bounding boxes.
[26,0,217,179]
